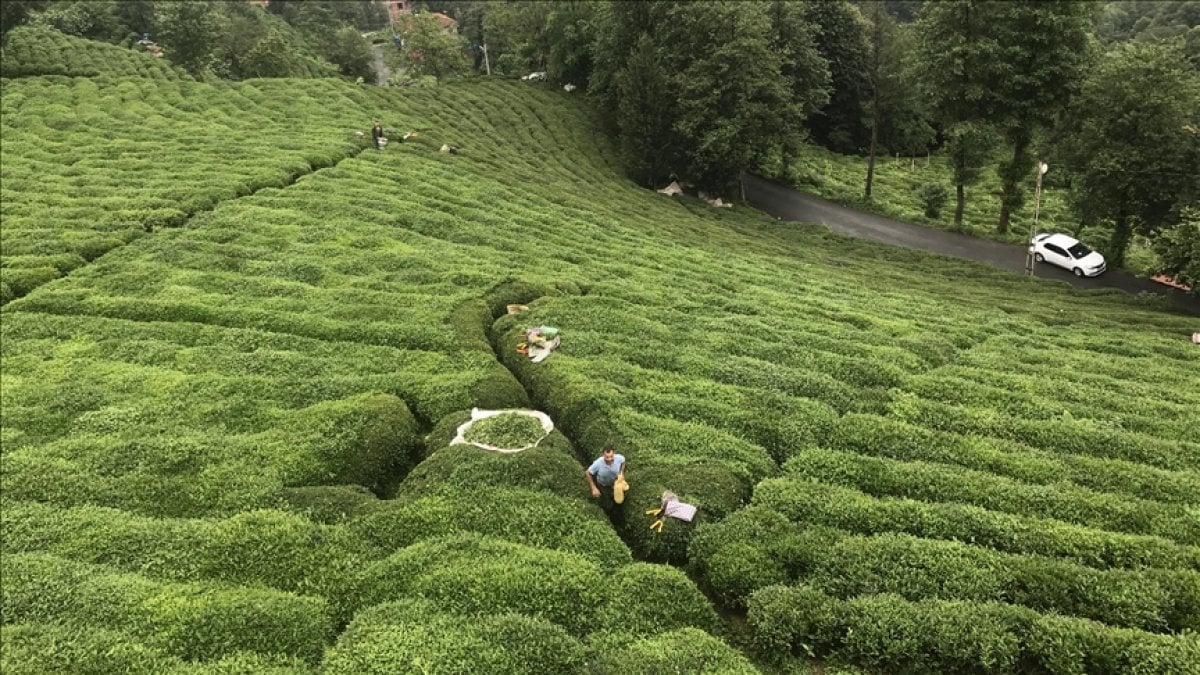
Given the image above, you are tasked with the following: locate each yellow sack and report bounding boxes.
[613,476,630,504]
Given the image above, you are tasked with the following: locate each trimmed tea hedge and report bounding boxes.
[2,553,333,663]
[752,478,1200,572]
[0,622,311,674]
[324,600,587,675]
[783,448,1200,545]
[748,584,1200,674]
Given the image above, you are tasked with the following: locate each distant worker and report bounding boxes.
[371,120,384,150]
[585,446,627,525]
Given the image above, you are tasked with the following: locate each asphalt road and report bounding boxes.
[744,174,1200,316]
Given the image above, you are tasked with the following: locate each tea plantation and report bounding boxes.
[2,31,1199,674]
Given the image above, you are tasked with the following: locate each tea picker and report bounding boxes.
[646,490,697,534]
[516,326,560,363]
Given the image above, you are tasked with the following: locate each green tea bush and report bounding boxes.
[0,623,313,674]
[784,448,1200,545]
[618,464,749,564]
[2,553,333,663]
[0,622,183,674]
[748,584,1200,674]
[829,412,1200,505]
[807,531,1196,632]
[348,488,630,567]
[279,484,378,524]
[593,563,720,639]
[325,600,587,675]
[400,431,585,501]
[752,478,1200,572]
[0,27,193,80]
[688,507,808,607]
[5,61,1199,671]
[589,628,760,675]
[346,533,605,636]
[282,392,420,494]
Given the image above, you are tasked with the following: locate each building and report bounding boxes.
[384,1,457,34]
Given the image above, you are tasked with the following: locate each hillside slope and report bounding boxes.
[2,39,1199,674]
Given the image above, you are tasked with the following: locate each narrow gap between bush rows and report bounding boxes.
[477,290,775,668]
[0,143,371,307]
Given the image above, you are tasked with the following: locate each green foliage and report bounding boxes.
[402,431,585,500]
[348,487,631,568]
[347,533,605,635]
[1,1,50,36]
[752,478,1200,573]
[915,182,947,218]
[803,0,872,153]
[748,584,1200,674]
[155,0,221,76]
[1154,206,1200,293]
[393,12,469,81]
[1,25,191,78]
[285,392,420,494]
[689,507,805,607]
[325,600,587,675]
[4,38,1200,672]
[590,627,761,675]
[1059,40,1200,267]
[783,448,1200,546]
[616,463,748,565]
[2,552,334,663]
[594,563,719,639]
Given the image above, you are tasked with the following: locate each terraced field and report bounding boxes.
[2,32,1198,674]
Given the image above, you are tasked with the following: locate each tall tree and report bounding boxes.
[989,1,1091,234]
[396,12,469,80]
[765,0,832,168]
[614,33,678,186]
[803,0,872,153]
[0,1,49,37]
[156,0,221,76]
[1059,41,1200,268]
[662,1,804,192]
[863,2,932,198]
[916,0,1003,229]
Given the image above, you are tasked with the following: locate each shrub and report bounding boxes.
[589,628,760,675]
[348,488,630,568]
[594,563,719,639]
[399,432,585,502]
[284,392,420,495]
[2,553,333,664]
[618,464,749,565]
[325,601,587,675]
[279,484,378,524]
[783,448,1200,545]
[347,534,605,635]
[748,584,1200,674]
[0,622,182,674]
[752,477,1200,572]
[916,182,949,218]
[689,507,804,607]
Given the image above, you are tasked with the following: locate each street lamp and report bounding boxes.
[1025,162,1049,276]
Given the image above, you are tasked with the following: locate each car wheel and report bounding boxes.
[1073,267,1084,277]
[1034,252,1044,263]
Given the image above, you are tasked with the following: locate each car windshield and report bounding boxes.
[1067,242,1092,258]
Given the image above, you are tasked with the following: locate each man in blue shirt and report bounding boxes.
[585,447,626,526]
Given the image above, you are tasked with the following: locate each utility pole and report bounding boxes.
[1025,162,1049,276]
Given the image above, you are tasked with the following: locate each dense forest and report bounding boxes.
[2,0,1197,286]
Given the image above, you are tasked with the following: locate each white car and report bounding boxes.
[1030,233,1107,277]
